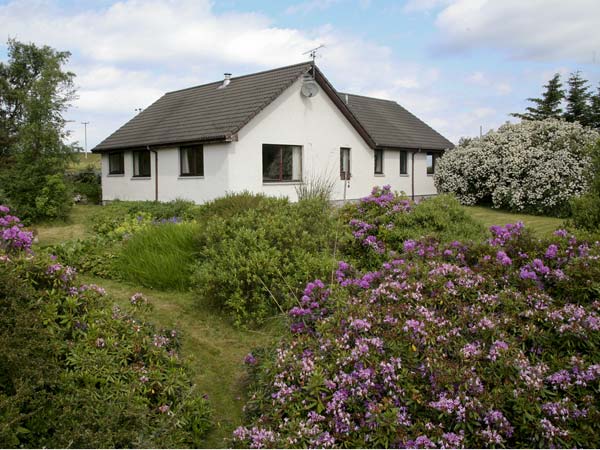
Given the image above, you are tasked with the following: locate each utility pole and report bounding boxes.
[81,121,90,159]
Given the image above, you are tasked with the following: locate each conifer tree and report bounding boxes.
[589,83,600,130]
[511,73,564,120]
[564,71,591,126]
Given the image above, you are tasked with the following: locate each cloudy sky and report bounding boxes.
[1,0,600,149]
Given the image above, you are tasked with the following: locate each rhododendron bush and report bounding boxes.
[0,207,211,447]
[234,194,600,448]
[434,119,600,216]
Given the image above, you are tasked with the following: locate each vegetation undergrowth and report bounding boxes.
[191,196,339,327]
[339,187,486,270]
[77,274,281,448]
[0,206,211,448]
[234,188,600,448]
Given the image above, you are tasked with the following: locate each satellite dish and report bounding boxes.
[301,80,319,98]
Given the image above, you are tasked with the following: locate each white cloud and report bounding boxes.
[433,0,600,63]
[465,71,512,95]
[0,0,482,148]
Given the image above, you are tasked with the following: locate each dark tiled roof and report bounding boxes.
[338,93,454,150]
[93,62,313,151]
[93,62,453,152]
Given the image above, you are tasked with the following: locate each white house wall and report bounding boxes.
[101,143,231,203]
[231,78,437,201]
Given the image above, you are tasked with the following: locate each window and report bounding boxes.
[108,151,124,175]
[133,150,151,177]
[340,147,351,180]
[427,152,437,175]
[374,148,384,174]
[262,144,302,182]
[180,145,204,176]
[400,150,408,175]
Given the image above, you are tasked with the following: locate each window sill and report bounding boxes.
[178,175,204,179]
[427,174,435,177]
[374,173,385,177]
[399,174,409,177]
[263,181,303,185]
[131,176,151,180]
[107,173,124,177]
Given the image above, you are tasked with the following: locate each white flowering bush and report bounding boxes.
[435,120,599,216]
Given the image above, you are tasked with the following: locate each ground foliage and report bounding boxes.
[339,187,486,270]
[234,187,600,449]
[0,206,211,448]
[191,197,339,327]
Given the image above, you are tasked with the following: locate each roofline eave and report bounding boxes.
[91,134,232,153]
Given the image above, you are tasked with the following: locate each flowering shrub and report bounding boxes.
[0,211,211,447]
[435,120,600,216]
[340,187,485,269]
[235,224,600,448]
[0,204,33,253]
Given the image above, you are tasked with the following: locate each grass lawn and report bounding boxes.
[464,205,566,238]
[78,274,282,448]
[35,204,99,245]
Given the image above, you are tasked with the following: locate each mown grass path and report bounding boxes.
[79,275,280,448]
[464,206,565,238]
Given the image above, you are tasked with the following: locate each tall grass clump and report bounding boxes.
[115,222,200,290]
[295,170,337,202]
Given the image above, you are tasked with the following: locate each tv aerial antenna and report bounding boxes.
[302,44,325,78]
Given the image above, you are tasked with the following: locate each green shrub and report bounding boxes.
[340,187,486,269]
[0,247,211,447]
[46,236,119,278]
[115,222,201,290]
[92,199,199,236]
[194,191,285,220]
[70,168,101,204]
[191,198,338,327]
[570,140,600,233]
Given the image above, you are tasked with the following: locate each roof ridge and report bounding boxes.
[166,61,313,95]
[338,92,397,103]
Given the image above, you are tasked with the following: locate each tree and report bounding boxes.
[511,73,564,120]
[563,71,592,126]
[590,83,600,130]
[0,39,77,221]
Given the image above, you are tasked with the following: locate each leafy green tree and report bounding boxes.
[511,73,564,120]
[0,39,76,221]
[564,71,592,126]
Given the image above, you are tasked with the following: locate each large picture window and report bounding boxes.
[133,150,151,177]
[180,145,204,176]
[400,150,408,175]
[108,151,124,175]
[340,147,351,180]
[262,144,302,182]
[374,148,384,174]
[427,152,437,175]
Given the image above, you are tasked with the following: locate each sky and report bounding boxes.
[1,0,600,149]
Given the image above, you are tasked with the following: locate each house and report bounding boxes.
[92,62,453,204]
